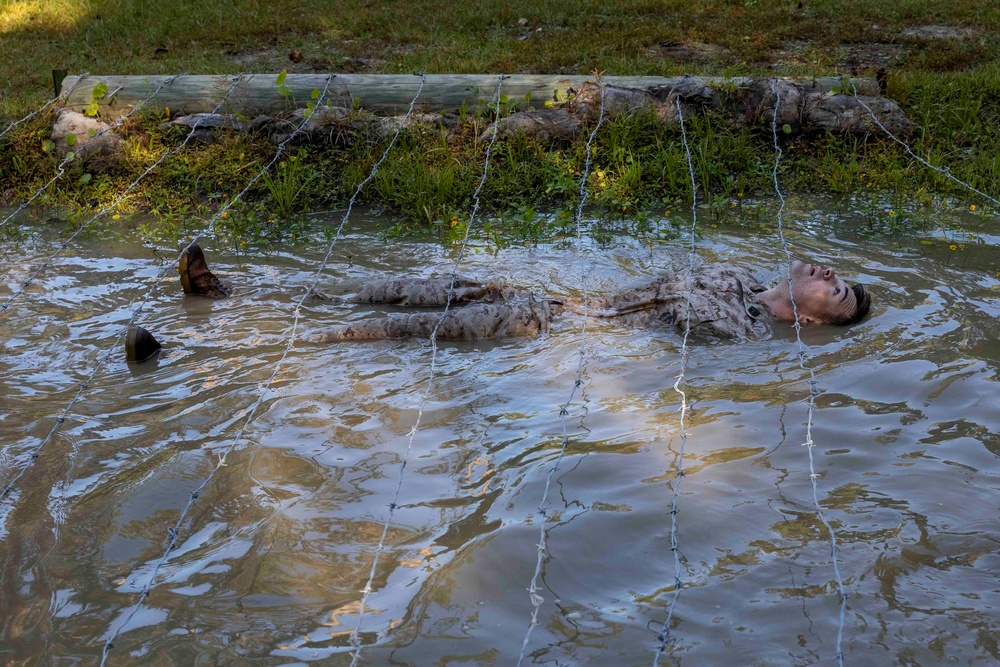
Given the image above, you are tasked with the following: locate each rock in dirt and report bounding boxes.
[737,78,803,129]
[571,81,676,123]
[51,109,121,160]
[159,113,252,143]
[268,106,362,144]
[479,109,582,143]
[665,78,724,114]
[801,93,914,137]
[270,107,461,144]
[376,112,460,138]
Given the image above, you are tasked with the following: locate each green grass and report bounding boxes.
[3,0,1000,245]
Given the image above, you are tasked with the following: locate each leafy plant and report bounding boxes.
[304,88,321,118]
[84,82,108,117]
[261,148,309,216]
[276,70,292,99]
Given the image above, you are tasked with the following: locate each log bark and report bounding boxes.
[58,73,879,117]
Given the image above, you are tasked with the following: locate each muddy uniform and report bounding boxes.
[313,264,771,343]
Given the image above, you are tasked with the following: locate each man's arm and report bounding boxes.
[561,276,675,318]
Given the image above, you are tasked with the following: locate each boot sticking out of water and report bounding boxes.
[125,325,162,363]
[178,243,230,299]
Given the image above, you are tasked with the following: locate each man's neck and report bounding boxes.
[757,287,795,321]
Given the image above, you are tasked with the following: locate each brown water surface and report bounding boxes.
[1,203,999,665]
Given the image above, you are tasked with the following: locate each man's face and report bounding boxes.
[785,260,858,324]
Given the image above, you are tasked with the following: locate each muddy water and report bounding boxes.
[1,203,999,666]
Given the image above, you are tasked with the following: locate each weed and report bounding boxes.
[260,148,311,216]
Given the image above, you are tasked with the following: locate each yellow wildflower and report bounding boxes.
[959,244,965,249]
[221,211,228,217]
[737,192,744,198]
[112,214,120,220]
[950,244,957,250]
[665,210,671,216]
[888,210,895,216]
[970,204,977,211]
[596,170,605,180]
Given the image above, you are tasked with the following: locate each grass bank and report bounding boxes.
[2,0,1000,244]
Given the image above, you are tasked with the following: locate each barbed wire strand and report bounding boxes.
[0,73,92,142]
[99,72,427,664]
[0,74,184,233]
[849,83,1000,209]
[0,76,323,522]
[515,76,606,667]
[0,74,261,513]
[0,74,250,315]
[347,75,507,667]
[772,80,846,666]
[651,92,700,665]
[39,76,251,527]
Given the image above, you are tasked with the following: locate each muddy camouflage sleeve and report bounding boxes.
[311,298,558,342]
[354,277,518,306]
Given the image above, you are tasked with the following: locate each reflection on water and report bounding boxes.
[1,201,999,665]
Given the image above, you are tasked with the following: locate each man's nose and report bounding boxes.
[823,267,835,280]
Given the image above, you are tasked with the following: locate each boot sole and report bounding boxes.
[178,247,193,295]
[125,326,162,363]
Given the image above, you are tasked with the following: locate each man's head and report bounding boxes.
[761,260,871,326]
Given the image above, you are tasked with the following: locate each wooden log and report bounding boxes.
[58,74,879,117]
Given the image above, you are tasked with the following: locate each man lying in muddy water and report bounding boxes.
[169,243,871,344]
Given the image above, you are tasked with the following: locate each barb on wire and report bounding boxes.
[0,75,252,514]
[516,75,606,667]
[850,83,1000,209]
[652,93,699,665]
[347,74,507,667]
[98,73,425,665]
[0,74,184,233]
[1,74,248,316]
[772,80,847,666]
[0,73,91,142]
